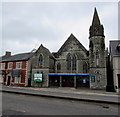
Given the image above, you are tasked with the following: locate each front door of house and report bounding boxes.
[7,76,11,86]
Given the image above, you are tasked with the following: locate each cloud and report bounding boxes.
[2,2,118,56]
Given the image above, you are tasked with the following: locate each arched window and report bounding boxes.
[96,50,99,66]
[72,55,77,70]
[83,62,88,73]
[67,54,72,70]
[57,63,61,71]
[96,50,99,59]
[38,54,44,67]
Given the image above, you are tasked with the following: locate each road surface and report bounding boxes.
[2,92,119,115]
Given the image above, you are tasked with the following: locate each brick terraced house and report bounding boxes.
[0,52,33,86]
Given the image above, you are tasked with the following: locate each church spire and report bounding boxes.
[89,8,104,38]
[92,8,101,26]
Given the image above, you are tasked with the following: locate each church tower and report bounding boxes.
[89,8,107,89]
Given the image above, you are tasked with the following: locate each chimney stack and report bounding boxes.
[5,51,11,56]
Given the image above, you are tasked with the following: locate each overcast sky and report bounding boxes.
[1,1,118,56]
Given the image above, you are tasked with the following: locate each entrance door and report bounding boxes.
[7,76,11,86]
[49,75,60,87]
[118,74,120,88]
[28,78,31,87]
[62,76,74,87]
[76,76,90,88]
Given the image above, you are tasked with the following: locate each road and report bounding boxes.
[2,92,119,115]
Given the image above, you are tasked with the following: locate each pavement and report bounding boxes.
[1,85,120,105]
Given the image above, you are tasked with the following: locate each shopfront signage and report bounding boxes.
[34,73,42,82]
[91,76,95,83]
[11,70,20,77]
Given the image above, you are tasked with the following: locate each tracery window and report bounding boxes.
[67,54,72,70]
[67,54,77,71]
[72,55,77,70]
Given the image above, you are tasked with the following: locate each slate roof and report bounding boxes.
[0,55,11,62]
[110,40,120,56]
[92,7,101,26]
[2,52,34,62]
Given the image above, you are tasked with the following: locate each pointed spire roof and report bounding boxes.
[92,8,101,26]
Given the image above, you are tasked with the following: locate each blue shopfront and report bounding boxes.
[48,73,90,88]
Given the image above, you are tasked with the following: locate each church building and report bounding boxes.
[29,8,107,90]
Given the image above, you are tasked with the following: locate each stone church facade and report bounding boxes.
[29,8,107,90]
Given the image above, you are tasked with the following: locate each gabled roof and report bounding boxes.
[2,52,34,62]
[57,33,88,56]
[35,44,56,60]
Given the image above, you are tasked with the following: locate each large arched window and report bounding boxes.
[38,54,44,68]
[83,62,88,73]
[67,54,72,70]
[57,63,61,71]
[72,55,77,70]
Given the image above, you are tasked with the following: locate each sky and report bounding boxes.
[1,1,118,56]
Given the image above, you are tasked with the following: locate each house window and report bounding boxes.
[8,62,13,69]
[72,55,76,70]
[38,54,44,67]
[57,63,61,71]
[1,63,5,70]
[117,44,120,52]
[67,54,72,70]
[16,62,22,69]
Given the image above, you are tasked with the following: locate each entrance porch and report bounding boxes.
[48,73,90,88]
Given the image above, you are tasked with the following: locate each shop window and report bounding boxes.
[38,54,44,68]
[15,76,21,83]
